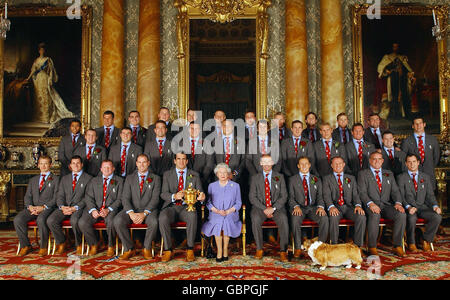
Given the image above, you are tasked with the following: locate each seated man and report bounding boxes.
[358,151,407,257]
[79,160,123,256]
[159,152,206,262]
[14,156,60,256]
[398,154,442,252]
[114,154,161,260]
[322,156,366,251]
[47,156,92,255]
[249,154,289,262]
[288,156,328,258]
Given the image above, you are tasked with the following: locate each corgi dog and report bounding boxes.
[301,237,363,271]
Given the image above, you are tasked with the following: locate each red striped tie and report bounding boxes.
[294,138,299,155]
[225,137,231,165]
[132,127,138,144]
[72,135,76,147]
[388,149,394,162]
[302,176,309,206]
[101,177,108,210]
[87,146,93,160]
[375,170,382,193]
[39,174,46,192]
[358,141,363,168]
[342,129,347,144]
[191,139,196,158]
[265,173,272,208]
[261,139,266,155]
[140,175,145,194]
[418,136,425,163]
[411,173,418,193]
[72,173,78,192]
[159,140,164,157]
[176,171,184,206]
[325,140,331,163]
[105,128,111,149]
[337,174,344,206]
[120,145,128,175]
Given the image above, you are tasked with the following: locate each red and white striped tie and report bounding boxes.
[120,145,128,175]
[39,174,46,192]
[374,170,382,193]
[72,173,78,192]
[302,176,309,206]
[264,173,272,208]
[337,174,344,206]
[418,136,425,163]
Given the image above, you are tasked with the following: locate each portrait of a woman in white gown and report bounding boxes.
[25,42,75,124]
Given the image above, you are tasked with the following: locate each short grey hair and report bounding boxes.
[214,163,231,175]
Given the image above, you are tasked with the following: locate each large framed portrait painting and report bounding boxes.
[0,5,92,141]
[352,4,449,136]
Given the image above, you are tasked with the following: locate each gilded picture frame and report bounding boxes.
[0,4,92,147]
[174,0,271,121]
[352,4,449,141]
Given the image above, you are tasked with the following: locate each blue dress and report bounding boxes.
[201,180,242,238]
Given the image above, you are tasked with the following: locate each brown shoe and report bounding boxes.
[280,251,288,262]
[422,241,432,252]
[255,249,264,260]
[76,245,83,256]
[143,248,153,260]
[38,248,48,257]
[55,243,66,255]
[368,247,378,256]
[408,244,419,253]
[18,246,32,257]
[106,247,115,257]
[89,245,98,256]
[120,249,136,260]
[393,246,406,257]
[293,249,302,258]
[186,249,195,262]
[161,250,173,262]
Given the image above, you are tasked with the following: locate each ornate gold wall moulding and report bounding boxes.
[174,0,271,120]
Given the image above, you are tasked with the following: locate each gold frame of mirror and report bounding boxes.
[0,4,92,147]
[174,0,271,120]
[352,4,449,142]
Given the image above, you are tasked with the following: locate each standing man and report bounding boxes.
[332,113,352,144]
[398,154,442,252]
[280,120,315,179]
[313,122,347,177]
[79,160,123,256]
[345,123,376,177]
[109,128,143,178]
[381,130,407,176]
[95,111,121,154]
[146,107,173,142]
[288,156,328,258]
[114,154,161,260]
[364,113,383,149]
[401,117,440,189]
[128,111,147,148]
[249,155,289,262]
[186,122,213,189]
[244,111,257,141]
[58,119,85,176]
[159,152,205,262]
[144,120,173,177]
[14,156,60,256]
[73,129,107,177]
[323,157,366,250]
[302,112,321,143]
[272,112,292,141]
[358,151,407,257]
[47,156,92,255]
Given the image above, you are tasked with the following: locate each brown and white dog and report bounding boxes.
[301,238,363,271]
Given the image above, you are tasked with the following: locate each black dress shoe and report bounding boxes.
[216,257,223,263]
[222,256,229,261]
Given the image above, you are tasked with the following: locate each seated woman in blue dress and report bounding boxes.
[202,163,242,262]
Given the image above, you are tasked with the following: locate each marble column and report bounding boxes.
[320,0,345,126]
[99,0,125,128]
[137,0,161,128]
[285,0,308,124]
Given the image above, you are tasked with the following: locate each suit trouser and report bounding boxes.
[14,208,54,248]
[47,209,84,246]
[251,208,289,252]
[114,210,159,251]
[159,205,197,250]
[366,204,406,248]
[291,206,329,248]
[406,206,442,244]
[78,209,118,247]
[329,205,366,247]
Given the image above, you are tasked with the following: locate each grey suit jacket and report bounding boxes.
[332,127,352,144]
[397,171,438,209]
[322,173,361,209]
[401,134,440,185]
[313,139,347,177]
[84,175,123,212]
[108,143,143,177]
[24,173,60,209]
[95,126,121,153]
[145,122,174,143]
[249,172,287,211]
[121,171,161,213]
[212,136,246,180]
[381,148,407,177]
[129,126,147,148]
[160,168,204,209]
[280,137,316,177]
[345,140,376,176]
[357,169,403,208]
[56,172,92,209]
[58,134,85,175]
[187,140,214,181]
[288,173,324,210]
[364,128,382,149]
[143,138,174,177]
[246,136,281,176]
[73,143,107,177]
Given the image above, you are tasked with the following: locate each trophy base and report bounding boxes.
[186,205,197,212]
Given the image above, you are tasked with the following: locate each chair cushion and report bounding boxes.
[27,221,37,227]
[171,222,187,228]
[61,220,72,227]
[339,219,355,225]
[379,218,394,225]
[416,218,427,225]
[93,220,106,229]
[128,224,148,229]
[262,220,277,227]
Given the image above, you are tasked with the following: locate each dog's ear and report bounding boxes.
[312,237,319,242]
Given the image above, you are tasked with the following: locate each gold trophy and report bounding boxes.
[184,183,200,212]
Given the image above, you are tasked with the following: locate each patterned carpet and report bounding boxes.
[0,229,449,280]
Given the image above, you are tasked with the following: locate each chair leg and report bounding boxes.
[16,242,21,256]
[52,237,56,255]
[34,228,38,246]
[160,238,164,257]
[47,235,51,255]
[81,235,85,256]
[291,234,295,253]
[377,226,383,245]
[116,236,119,257]
[86,245,90,256]
[201,233,204,257]
[431,243,435,252]
[242,231,246,257]
[152,241,155,258]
